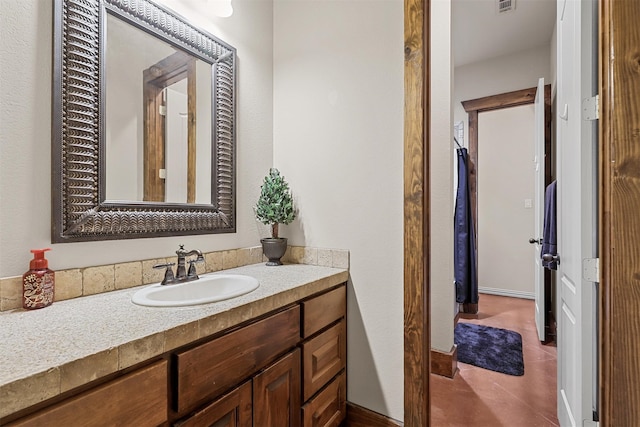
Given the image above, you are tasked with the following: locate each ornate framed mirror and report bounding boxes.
[52,0,236,242]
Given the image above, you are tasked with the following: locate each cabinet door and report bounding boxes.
[175,381,251,427]
[253,349,301,427]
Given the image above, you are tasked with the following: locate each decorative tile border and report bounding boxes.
[0,246,349,312]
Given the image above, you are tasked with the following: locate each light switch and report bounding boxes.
[524,199,532,208]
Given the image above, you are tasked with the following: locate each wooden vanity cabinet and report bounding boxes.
[175,285,347,427]
[7,360,168,427]
[5,284,347,427]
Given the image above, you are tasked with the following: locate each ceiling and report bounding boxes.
[452,0,556,67]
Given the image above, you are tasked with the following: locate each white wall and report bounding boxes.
[273,0,404,421]
[477,105,536,296]
[430,0,455,353]
[0,0,273,277]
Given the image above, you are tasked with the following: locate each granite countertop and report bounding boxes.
[0,263,348,419]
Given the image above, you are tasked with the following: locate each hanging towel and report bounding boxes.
[454,148,478,304]
[541,180,558,270]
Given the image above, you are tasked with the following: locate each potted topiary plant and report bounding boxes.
[255,168,296,266]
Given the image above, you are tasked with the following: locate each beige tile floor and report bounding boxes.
[431,294,559,427]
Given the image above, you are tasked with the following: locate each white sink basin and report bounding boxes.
[132,274,260,307]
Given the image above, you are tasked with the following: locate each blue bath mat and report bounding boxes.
[454,322,524,376]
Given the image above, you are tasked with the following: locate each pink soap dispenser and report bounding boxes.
[23,248,55,310]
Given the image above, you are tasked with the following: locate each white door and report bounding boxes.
[556,0,598,425]
[533,77,545,342]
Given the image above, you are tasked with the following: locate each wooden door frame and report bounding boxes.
[405,1,639,426]
[403,0,430,425]
[599,1,640,424]
[460,85,552,318]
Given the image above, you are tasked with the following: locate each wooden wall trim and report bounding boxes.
[403,0,430,425]
[346,402,404,427]
[461,86,537,113]
[430,345,458,378]
[599,1,640,425]
[599,2,612,424]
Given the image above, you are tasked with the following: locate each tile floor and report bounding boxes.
[431,294,559,426]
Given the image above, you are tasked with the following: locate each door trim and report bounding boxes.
[599,1,640,424]
[403,0,430,425]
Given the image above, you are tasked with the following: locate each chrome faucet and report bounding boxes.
[153,245,204,285]
[175,245,204,281]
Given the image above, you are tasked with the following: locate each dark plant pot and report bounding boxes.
[260,238,288,266]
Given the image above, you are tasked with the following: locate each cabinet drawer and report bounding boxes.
[301,371,346,427]
[175,306,300,413]
[9,360,168,427]
[302,320,346,401]
[175,381,252,427]
[302,286,346,338]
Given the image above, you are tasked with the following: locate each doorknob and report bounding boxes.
[542,253,560,264]
[529,238,542,244]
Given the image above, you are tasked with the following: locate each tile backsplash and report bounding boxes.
[0,246,349,312]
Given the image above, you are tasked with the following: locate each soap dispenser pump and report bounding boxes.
[23,248,55,310]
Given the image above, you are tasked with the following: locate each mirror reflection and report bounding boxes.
[105,12,212,204]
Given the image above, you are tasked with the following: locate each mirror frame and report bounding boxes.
[52,0,236,242]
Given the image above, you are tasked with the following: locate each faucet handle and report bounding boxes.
[153,262,175,269]
[153,263,176,285]
[187,259,202,280]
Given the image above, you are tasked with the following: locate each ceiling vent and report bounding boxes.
[496,0,515,14]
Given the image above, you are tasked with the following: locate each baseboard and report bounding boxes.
[479,287,535,300]
[430,345,458,378]
[346,402,403,427]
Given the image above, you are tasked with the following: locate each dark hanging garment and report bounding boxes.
[541,180,558,270]
[454,148,478,304]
